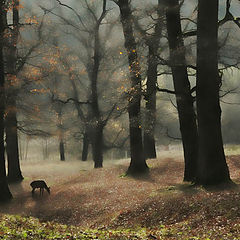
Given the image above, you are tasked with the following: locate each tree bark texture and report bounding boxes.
[143,44,157,159]
[196,0,230,185]
[5,0,23,182]
[143,0,163,159]
[86,1,107,168]
[165,0,198,182]
[92,124,103,168]
[117,0,148,175]
[88,28,104,168]
[0,0,12,201]
[5,98,23,182]
[82,132,89,161]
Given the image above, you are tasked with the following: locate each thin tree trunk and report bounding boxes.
[5,0,23,182]
[82,132,89,161]
[165,0,198,182]
[90,28,104,168]
[0,0,12,201]
[196,0,231,185]
[143,0,163,160]
[143,44,157,159]
[87,1,107,169]
[59,138,65,161]
[117,0,148,175]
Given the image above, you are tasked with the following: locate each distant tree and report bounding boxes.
[164,0,198,182]
[54,101,65,161]
[115,0,149,175]
[43,0,125,167]
[196,0,231,185]
[0,0,12,201]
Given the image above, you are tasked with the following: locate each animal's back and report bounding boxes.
[30,180,47,188]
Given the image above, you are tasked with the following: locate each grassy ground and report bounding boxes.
[1,152,240,239]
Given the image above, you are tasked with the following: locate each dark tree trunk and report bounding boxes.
[82,132,89,161]
[92,125,103,168]
[0,0,12,201]
[5,98,23,182]
[87,1,107,169]
[117,0,148,175]
[143,44,157,159]
[54,104,65,161]
[89,30,104,168]
[59,138,65,161]
[5,0,23,182]
[143,0,163,160]
[196,0,231,185]
[165,0,198,182]
[143,2,163,159]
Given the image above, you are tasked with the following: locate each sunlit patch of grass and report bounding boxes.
[118,173,128,178]
[225,144,240,155]
[1,213,240,240]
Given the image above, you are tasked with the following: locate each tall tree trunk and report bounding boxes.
[87,1,107,168]
[164,0,198,182]
[89,29,104,168]
[143,44,157,159]
[117,0,148,175]
[5,0,23,182]
[82,132,89,161]
[0,0,12,201]
[196,0,231,185]
[143,1,163,159]
[5,98,23,182]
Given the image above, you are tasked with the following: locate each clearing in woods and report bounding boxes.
[1,149,240,239]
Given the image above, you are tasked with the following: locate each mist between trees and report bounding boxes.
[0,0,240,201]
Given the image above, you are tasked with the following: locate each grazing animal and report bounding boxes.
[30,180,50,196]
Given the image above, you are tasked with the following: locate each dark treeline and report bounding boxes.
[0,0,239,201]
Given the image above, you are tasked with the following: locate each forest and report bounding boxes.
[1,0,240,239]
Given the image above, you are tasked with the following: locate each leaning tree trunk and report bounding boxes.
[165,0,198,182]
[117,0,148,175]
[5,0,23,182]
[0,0,12,201]
[196,0,231,185]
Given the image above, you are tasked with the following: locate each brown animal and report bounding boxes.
[30,180,50,196]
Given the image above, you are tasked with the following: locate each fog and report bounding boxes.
[12,0,240,161]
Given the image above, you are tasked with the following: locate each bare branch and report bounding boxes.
[220,87,239,98]
[55,0,89,32]
[102,103,117,126]
[165,128,181,140]
[156,86,176,94]
[51,93,90,105]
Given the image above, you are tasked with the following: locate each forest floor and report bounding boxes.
[1,151,240,239]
